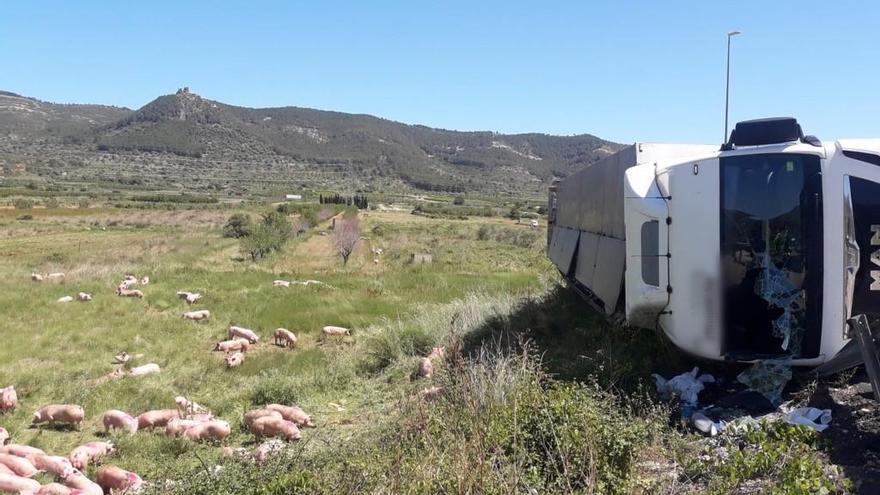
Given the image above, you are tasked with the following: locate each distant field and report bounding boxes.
[0,206,551,482]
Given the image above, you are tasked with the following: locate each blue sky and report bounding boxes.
[2,1,879,144]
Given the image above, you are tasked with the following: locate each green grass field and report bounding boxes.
[0,205,851,494]
[0,207,549,480]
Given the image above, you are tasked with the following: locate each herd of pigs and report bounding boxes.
[10,271,446,494]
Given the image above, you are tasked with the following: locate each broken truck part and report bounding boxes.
[548,117,880,366]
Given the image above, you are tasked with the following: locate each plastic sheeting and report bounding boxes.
[736,360,792,406]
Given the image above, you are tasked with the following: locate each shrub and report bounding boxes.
[453,196,465,205]
[43,197,60,209]
[223,213,253,238]
[475,224,539,248]
[13,198,33,209]
[77,198,91,209]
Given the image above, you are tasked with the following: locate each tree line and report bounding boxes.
[319,194,369,209]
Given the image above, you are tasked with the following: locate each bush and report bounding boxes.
[43,197,60,209]
[77,198,91,209]
[453,196,465,205]
[12,198,33,209]
[223,213,253,238]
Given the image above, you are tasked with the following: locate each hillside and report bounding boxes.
[0,88,620,195]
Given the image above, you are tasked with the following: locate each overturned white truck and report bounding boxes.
[548,117,880,371]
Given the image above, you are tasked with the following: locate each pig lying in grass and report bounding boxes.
[0,473,41,494]
[265,404,314,428]
[249,416,301,442]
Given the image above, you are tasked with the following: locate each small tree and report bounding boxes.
[223,213,253,238]
[44,197,60,209]
[453,196,465,206]
[240,225,273,261]
[237,211,293,262]
[507,206,521,221]
[333,216,360,266]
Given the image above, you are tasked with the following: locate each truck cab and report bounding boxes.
[549,117,880,365]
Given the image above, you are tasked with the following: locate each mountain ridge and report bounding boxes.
[0,88,621,195]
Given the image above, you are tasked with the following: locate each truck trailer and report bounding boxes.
[547,117,880,368]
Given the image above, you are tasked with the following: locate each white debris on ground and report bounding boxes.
[652,367,715,411]
[655,360,834,438]
[784,407,833,432]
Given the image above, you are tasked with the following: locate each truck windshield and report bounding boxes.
[720,153,823,358]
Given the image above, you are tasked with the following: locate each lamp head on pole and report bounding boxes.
[728,31,741,37]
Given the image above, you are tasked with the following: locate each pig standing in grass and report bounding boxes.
[0,386,17,411]
[31,273,44,282]
[265,404,314,428]
[136,409,179,430]
[182,420,231,442]
[96,466,143,494]
[228,326,259,344]
[46,273,65,282]
[69,441,114,471]
[102,410,138,434]
[33,405,84,427]
[321,326,350,336]
[76,292,92,302]
[249,416,301,441]
[213,339,250,353]
[273,328,297,348]
[64,472,103,495]
[0,473,41,493]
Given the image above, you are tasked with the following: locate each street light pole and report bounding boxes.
[724,31,741,143]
